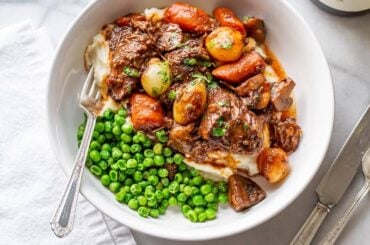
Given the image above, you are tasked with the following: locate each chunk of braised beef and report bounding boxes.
[168,123,196,154]
[164,163,177,180]
[228,174,266,212]
[165,39,210,81]
[271,118,301,153]
[271,77,295,112]
[106,75,137,101]
[199,87,240,141]
[228,106,264,154]
[156,23,184,52]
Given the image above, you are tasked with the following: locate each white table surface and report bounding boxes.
[1,0,369,244]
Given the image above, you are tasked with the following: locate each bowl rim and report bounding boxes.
[47,0,334,240]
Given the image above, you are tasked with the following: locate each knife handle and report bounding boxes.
[290,202,331,245]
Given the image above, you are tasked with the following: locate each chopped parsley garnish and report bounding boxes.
[212,127,225,137]
[168,90,177,101]
[243,124,249,131]
[221,41,233,49]
[157,68,170,84]
[197,60,214,68]
[217,117,225,127]
[123,66,140,78]
[184,58,197,66]
[152,87,160,97]
[192,73,219,89]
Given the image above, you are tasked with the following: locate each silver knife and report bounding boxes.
[290,105,370,245]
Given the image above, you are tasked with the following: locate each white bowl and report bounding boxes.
[47,0,334,241]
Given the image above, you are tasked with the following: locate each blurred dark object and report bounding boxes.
[311,0,370,16]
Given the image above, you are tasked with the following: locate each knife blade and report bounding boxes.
[291,105,370,245]
[317,105,370,205]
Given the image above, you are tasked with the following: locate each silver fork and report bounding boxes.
[50,67,100,238]
[320,147,370,245]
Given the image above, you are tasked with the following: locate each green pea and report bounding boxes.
[186,210,198,222]
[90,165,102,176]
[127,159,138,169]
[200,184,212,195]
[90,141,101,150]
[179,184,185,192]
[109,181,120,193]
[117,108,128,117]
[103,109,114,120]
[130,184,142,195]
[130,144,142,153]
[112,126,121,136]
[137,163,144,171]
[173,153,184,165]
[118,171,127,182]
[128,199,139,210]
[153,143,163,155]
[134,153,144,163]
[136,132,147,143]
[198,212,207,222]
[100,150,110,160]
[92,130,99,139]
[100,174,111,186]
[101,143,112,153]
[147,198,157,207]
[95,122,105,133]
[205,193,215,203]
[143,158,154,168]
[207,202,218,211]
[124,178,134,186]
[97,135,105,144]
[155,129,168,143]
[183,176,190,184]
[158,205,167,215]
[116,159,126,170]
[114,115,125,126]
[123,193,133,204]
[138,206,150,218]
[161,177,170,187]
[166,157,174,164]
[148,175,159,185]
[137,195,147,206]
[154,155,165,166]
[178,162,187,172]
[145,191,155,201]
[138,180,149,188]
[212,186,219,195]
[168,196,177,206]
[121,124,133,135]
[205,208,216,220]
[163,147,173,157]
[156,182,164,190]
[148,168,157,176]
[122,153,131,160]
[104,121,112,133]
[120,133,132,143]
[191,186,200,195]
[177,193,187,202]
[192,176,203,186]
[174,173,183,183]
[122,186,130,193]
[133,171,143,182]
[168,182,179,194]
[194,207,204,215]
[184,186,192,196]
[110,163,119,170]
[218,193,228,204]
[155,190,164,200]
[120,143,131,153]
[85,159,93,168]
[217,182,228,193]
[149,209,160,218]
[89,150,101,162]
[107,157,114,166]
[109,170,118,182]
[144,149,154,158]
[115,191,126,202]
[98,160,108,170]
[112,150,122,160]
[142,139,152,148]
[162,188,170,198]
[126,168,135,175]
[158,168,169,178]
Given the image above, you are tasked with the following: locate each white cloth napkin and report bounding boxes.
[0,21,135,245]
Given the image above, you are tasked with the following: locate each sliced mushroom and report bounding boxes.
[271,77,295,112]
[244,18,266,43]
[236,74,266,97]
[228,174,266,212]
[271,118,301,153]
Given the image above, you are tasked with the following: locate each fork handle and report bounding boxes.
[320,181,370,245]
[290,201,331,245]
[50,113,96,238]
